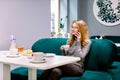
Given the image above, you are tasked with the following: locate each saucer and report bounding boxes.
[6,54,20,58]
[30,60,46,63]
[45,53,56,57]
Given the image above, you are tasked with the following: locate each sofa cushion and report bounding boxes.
[60,77,82,80]
[60,70,112,80]
[11,67,43,80]
[80,70,112,80]
[103,36,120,61]
[84,39,117,71]
[32,38,68,55]
[106,61,120,80]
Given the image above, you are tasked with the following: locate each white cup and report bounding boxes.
[62,45,70,50]
[27,54,32,59]
[32,52,45,61]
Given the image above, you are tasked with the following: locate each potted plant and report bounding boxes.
[59,16,68,34]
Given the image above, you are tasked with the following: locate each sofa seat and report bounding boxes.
[106,61,120,80]
[60,77,82,80]
[60,70,112,80]
[81,70,112,80]
[11,67,43,80]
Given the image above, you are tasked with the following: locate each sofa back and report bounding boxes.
[103,36,120,43]
[32,38,68,55]
[85,39,117,71]
[103,36,120,61]
[32,38,117,71]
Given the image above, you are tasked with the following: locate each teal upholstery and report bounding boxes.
[11,67,43,80]
[60,77,82,80]
[32,38,68,55]
[103,36,120,61]
[106,61,120,80]
[11,38,119,80]
[60,70,112,80]
[84,39,116,71]
[80,70,112,80]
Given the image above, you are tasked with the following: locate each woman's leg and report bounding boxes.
[38,69,52,80]
[48,68,62,80]
[39,68,62,80]
[60,63,84,77]
[39,63,83,80]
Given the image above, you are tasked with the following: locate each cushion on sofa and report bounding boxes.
[106,61,120,80]
[32,38,68,55]
[60,77,82,80]
[11,67,43,80]
[60,70,112,80]
[84,39,117,71]
[103,36,120,61]
[80,70,112,80]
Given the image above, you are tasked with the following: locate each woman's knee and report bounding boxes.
[47,68,62,80]
[51,68,62,76]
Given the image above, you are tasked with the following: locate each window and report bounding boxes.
[51,0,70,38]
[50,0,59,36]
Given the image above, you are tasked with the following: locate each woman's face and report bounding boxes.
[71,23,79,35]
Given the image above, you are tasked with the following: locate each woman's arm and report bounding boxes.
[76,40,91,58]
[65,40,91,58]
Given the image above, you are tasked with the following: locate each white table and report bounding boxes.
[0,51,80,80]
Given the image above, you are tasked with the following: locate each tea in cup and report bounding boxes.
[32,52,45,61]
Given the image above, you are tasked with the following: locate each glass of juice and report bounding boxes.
[18,46,24,54]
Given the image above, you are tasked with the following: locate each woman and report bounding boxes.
[39,19,91,80]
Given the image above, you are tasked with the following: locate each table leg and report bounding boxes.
[3,64,10,80]
[28,68,37,80]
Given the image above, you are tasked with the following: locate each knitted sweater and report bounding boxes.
[63,40,91,67]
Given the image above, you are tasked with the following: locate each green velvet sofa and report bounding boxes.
[11,38,120,80]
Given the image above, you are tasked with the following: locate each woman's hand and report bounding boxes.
[75,32,81,42]
[60,45,70,51]
[60,46,65,51]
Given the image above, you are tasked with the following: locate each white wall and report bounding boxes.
[0,0,50,50]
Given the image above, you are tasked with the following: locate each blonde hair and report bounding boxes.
[68,20,90,48]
